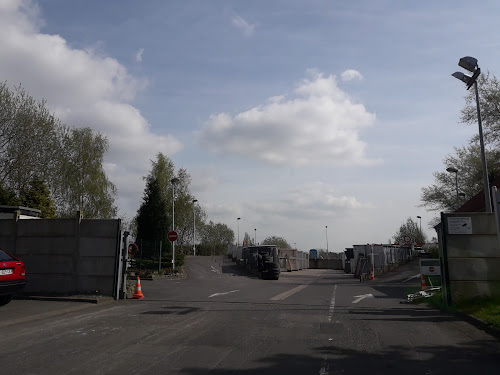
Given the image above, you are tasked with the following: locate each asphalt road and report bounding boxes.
[1,256,499,374]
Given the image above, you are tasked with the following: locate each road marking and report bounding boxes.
[211,266,220,274]
[270,284,309,301]
[402,273,421,283]
[328,285,337,322]
[208,290,239,298]
[352,293,374,304]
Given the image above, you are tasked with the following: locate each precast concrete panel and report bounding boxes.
[24,274,75,294]
[448,258,500,281]
[21,255,73,273]
[17,219,76,236]
[79,237,117,256]
[447,236,499,257]
[15,237,76,255]
[80,220,119,237]
[78,276,114,295]
[78,257,116,276]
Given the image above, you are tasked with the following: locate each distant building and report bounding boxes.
[0,205,41,219]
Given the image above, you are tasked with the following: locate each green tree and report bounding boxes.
[393,217,427,244]
[136,177,168,243]
[198,221,234,255]
[20,179,57,218]
[460,72,500,146]
[54,127,117,218]
[261,235,291,249]
[420,142,500,212]
[243,232,253,246]
[0,83,61,195]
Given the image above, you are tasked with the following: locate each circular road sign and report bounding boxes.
[168,231,178,242]
[403,236,412,244]
[429,266,435,273]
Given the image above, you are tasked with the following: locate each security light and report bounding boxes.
[458,56,478,72]
[446,167,458,173]
[452,72,471,84]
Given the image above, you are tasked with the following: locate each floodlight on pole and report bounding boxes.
[171,177,180,271]
[452,56,491,212]
[237,218,241,247]
[192,199,198,256]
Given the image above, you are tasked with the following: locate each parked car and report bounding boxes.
[0,249,26,306]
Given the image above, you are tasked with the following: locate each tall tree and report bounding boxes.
[393,217,427,244]
[54,127,117,218]
[261,236,291,249]
[461,72,500,146]
[420,142,500,213]
[243,232,253,246]
[136,177,168,243]
[0,83,61,194]
[198,221,234,255]
[20,179,57,218]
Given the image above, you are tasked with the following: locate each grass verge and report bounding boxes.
[411,288,500,328]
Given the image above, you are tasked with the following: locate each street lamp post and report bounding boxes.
[446,167,460,209]
[171,177,179,271]
[254,228,257,245]
[237,218,241,247]
[294,242,297,250]
[452,56,492,212]
[192,199,198,256]
[417,216,422,239]
[325,225,329,254]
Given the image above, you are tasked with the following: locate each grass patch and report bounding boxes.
[454,297,500,328]
[409,288,500,328]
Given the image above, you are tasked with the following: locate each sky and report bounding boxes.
[1,0,499,252]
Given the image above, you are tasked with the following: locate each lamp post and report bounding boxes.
[237,217,241,247]
[325,225,329,254]
[294,242,297,250]
[192,199,198,256]
[446,167,460,209]
[452,56,491,212]
[416,216,422,240]
[254,228,257,245]
[171,177,179,271]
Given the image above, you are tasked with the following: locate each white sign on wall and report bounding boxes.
[447,217,472,235]
[420,259,441,276]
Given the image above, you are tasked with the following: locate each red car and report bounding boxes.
[0,249,26,306]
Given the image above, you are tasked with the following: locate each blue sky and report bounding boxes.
[2,0,499,251]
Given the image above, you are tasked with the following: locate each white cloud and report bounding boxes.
[231,15,255,36]
[341,69,363,81]
[135,48,144,62]
[197,70,379,167]
[0,1,183,217]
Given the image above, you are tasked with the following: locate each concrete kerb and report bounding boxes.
[14,295,115,304]
[453,310,500,340]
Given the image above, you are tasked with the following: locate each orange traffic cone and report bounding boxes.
[421,275,427,290]
[133,276,144,299]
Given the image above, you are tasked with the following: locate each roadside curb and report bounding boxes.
[14,295,115,304]
[454,310,500,340]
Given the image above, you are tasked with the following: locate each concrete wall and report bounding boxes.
[439,212,500,302]
[308,259,343,270]
[0,216,122,296]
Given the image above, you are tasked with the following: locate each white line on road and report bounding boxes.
[270,284,309,301]
[402,274,421,283]
[208,290,239,298]
[328,285,337,322]
[211,266,220,274]
[352,293,374,304]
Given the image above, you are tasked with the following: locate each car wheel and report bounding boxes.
[0,295,13,306]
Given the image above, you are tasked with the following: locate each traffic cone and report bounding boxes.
[369,268,375,280]
[133,276,144,299]
[421,275,427,290]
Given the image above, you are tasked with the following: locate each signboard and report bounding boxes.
[168,231,178,242]
[447,217,472,235]
[420,259,441,276]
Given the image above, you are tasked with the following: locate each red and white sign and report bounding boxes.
[168,231,178,242]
